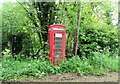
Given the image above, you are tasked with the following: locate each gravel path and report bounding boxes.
[21,72,118,82]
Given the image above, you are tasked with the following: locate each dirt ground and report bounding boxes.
[21,72,118,82]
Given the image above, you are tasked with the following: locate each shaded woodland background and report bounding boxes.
[2,1,118,58]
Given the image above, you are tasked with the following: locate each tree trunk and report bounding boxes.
[74,3,81,55]
[118,1,120,58]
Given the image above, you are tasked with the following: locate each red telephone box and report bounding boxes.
[48,24,66,66]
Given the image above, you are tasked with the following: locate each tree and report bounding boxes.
[2,2,27,50]
[74,2,81,55]
[2,2,36,56]
[17,1,56,53]
[2,1,118,58]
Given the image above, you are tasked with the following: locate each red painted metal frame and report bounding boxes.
[48,24,66,66]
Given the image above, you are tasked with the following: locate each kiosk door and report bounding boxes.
[54,33,63,64]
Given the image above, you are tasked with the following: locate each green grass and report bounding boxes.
[1,52,118,81]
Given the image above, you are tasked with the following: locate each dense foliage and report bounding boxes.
[2,52,118,80]
[2,3,35,56]
[2,2,118,57]
[54,2,118,57]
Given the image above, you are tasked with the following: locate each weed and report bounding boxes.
[1,52,118,81]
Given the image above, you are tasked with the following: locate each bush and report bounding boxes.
[2,52,118,81]
[78,24,118,57]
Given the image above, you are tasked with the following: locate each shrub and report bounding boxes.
[78,24,118,57]
[2,52,118,81]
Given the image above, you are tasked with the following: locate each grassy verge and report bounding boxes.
[1,52,118,81]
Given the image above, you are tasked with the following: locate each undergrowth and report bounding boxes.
[1,52,118,81]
